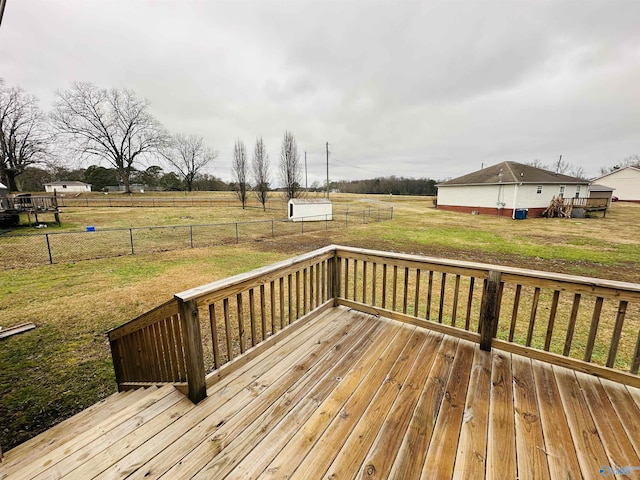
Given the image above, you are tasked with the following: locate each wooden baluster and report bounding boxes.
[426,270,433,320]
[402,267,409,314]
[343,259,349,301]
[438,272,446,323]
[381,263,387,309]
[544,291,560,352]
[562,294,581,356]
[295,271,301,320]
[451,274,460,327]
[372,263,377,306]
[236,293,245,354]
[270,280,276,334]
[414,269,421,317]
[583,297,603,362]
[607,300,628,368]
[465,277,475,331]
[208,304,220,369]
[508,285,522,342]
[362,261,368,304]
[287,274,293,326]
[526,287,541,347]
[353,259,358,301]
[392,265,398,311]
[303,268,308,314]
[249,288,257,346]
[223,297,233,360]
[279,276,285,329]
[260,284,267,341]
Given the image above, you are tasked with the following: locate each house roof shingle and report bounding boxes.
[438,161,588,187]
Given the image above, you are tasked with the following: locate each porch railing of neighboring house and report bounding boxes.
[108,245,640,403]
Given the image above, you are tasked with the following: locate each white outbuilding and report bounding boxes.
[288,198,332,222]
[44,181,92,193]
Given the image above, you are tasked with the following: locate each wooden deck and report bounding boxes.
[2,306,639,479]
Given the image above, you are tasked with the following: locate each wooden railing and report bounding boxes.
[108,245,640,402]
[561,197,609,209]
[108,245,336,402]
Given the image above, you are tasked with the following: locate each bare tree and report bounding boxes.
[252,137,270,211]
[527,159,549,170]
[568,165,586,179]
[232,139,249,208]
[0,80,50,191]
[279,131,302,201]
[162,134,217,191]
[51,82,167,193]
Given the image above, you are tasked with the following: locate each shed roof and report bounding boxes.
[44,181,91,186]
[588,183,615,192]
[438,161,588,187]
[288,198,332,204]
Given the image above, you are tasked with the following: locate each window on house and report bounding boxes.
[575,186,581,198]
[536,185,542,194]
[62,185,67,189]
[559,185,565,197]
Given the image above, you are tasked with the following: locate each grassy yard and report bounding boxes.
[1,194,639,451]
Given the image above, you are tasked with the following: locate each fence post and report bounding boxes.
[45,233,53,264]
[235,223,239,243]
[190,225,193,248]
[301,218,304,233]
[479,271,502,351]
[129,228,135,255]
[272,220,275,238]
[391,207,394,220]
[177,297,207,403]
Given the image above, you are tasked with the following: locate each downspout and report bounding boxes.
[511,183,520,219]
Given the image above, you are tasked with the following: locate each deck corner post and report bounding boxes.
[332,250,341,306]
[177,297,207,404]
[479,270,502,351]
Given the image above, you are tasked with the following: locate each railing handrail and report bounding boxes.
[175,244,338,303]
[334,245,640,298]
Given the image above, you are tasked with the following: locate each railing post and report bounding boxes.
[479,270,502,351]
[332,250,341,306]
[177,297,207,403]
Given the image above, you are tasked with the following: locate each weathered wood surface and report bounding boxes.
[4,306,640,479]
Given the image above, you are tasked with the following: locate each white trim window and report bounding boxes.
[536,185,542,194]
[559,185,565,197]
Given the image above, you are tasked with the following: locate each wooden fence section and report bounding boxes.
[108,245,640,403]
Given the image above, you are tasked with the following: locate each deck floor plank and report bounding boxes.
[553,366,610,479]
[167,312,386,480]
[421,339,475,480]
[350,332,443,480]
[452,346,492,480]
[600,378,640,457]
[387,335,458,480]
[486,351,516,480]
[531,359,582,480]
[2,306,638,480]
[322,328,430,480]
[94,307,356,480]
[575,371,640,469]
[253,319,410,480]
[511,354,550,480]
[288,324,419,480]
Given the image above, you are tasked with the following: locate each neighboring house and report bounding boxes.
[591,166,640,202]
[588,184,615,207]
[44,181,92,193]
[288,198,332,222]
[0,182,9,210]
[436,161,589,218]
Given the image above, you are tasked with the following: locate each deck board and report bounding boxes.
[2,305,640,480]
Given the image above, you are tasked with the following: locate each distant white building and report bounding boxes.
[44,181,92,193]
[592,166,640,202]
[436,161,590,218]
[288,198,333,222]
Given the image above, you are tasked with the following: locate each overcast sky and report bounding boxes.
[2,0,639,185]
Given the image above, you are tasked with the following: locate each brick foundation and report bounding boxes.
[437,205,546,218]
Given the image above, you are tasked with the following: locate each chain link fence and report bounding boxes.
[56,195,285,210]
[0,207,393,269]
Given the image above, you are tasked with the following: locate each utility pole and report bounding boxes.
[556,154,562,173]
[326,142,330,198]
[304,151,308,191]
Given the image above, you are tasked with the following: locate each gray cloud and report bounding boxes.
[1,0,638,184]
